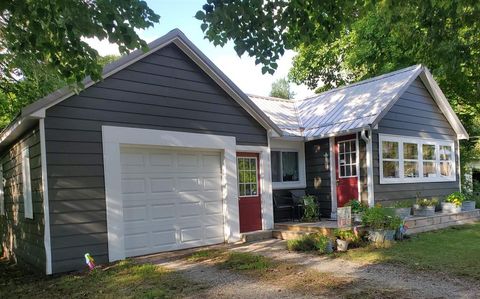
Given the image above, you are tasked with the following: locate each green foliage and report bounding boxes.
[345,199,368,214]
[391,201,413,209]
[222,252,272,271]
[415,198,439,207]
[301,195,319,222]
[445,191,466,207]
[334,229,358,243]
[286,233,331,254]
[270,77,295,99]
[196,1,480,186]
[362,207,402,230]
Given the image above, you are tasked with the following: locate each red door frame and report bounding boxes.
[237,152,262,233]
[335,134,359,207]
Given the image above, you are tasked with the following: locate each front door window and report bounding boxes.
[237,157,258,197]
[338,139,357,178]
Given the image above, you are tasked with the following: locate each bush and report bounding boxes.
[415,198,439,207]
[286,233,331,253]
[334,229,359,243]
[445,192,466,207]
[301,195,319,222]
[345,199,368,213]
[362,207,402,230]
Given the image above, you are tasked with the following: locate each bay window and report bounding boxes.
[379,134,455,184]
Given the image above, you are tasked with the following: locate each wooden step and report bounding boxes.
[272,230,311,240]
[274,223,337,235]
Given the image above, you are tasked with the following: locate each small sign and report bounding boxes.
[337,206,352,228]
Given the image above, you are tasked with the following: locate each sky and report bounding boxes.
[86,0,313,99]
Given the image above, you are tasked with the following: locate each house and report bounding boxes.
[0,29,468,275]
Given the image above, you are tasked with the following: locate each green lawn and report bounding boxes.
[0,259,205,299]
[341,223,480,279]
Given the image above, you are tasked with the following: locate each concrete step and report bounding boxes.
[239,230,273,243]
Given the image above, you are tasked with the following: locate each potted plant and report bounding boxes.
[301,195,319,222]
[362,207,402,244]
[462,193,476,211]
[413,198,438,217]
[384,201,412,219]
[345,199,367,224]
[334,229,358,252]
[442,192,464,214]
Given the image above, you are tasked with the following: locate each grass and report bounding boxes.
[0,259,205,299]
[340,223,480,279]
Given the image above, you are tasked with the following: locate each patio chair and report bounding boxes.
[273,193,295,222]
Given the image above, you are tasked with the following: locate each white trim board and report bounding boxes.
[102,126,240,262]
[329,137,337,219]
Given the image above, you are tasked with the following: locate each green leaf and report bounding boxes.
[195,10,206,20]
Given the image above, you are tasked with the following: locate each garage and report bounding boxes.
[119,146,225,257]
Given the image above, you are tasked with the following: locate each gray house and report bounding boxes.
[0,29,468,275]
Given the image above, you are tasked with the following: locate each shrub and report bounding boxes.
[301,195,319,222]
[445,192,466,207]
[415,198,439,207]
[334,229,359,243]
[345,199,368,214]
[286,233,331,253]
[362,207,402,230]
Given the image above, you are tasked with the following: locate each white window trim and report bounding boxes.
[379,134,456,184]
[337,139,358,178]
[0,164,4,216]
[270,139,306,190]
[22,147,33,219]
[237,156,259,198]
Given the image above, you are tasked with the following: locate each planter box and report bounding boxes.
[386,207,412,219]
[336,239,349,252]
[368,229,395,243]
[441,202,461,214]
[352,212,363,224]
[462,201,476,211]
[413,205,435,217]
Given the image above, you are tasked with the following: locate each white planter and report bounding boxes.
[462,201,476,211]
[413,205,435,217]
[441,202,462,214]
[352,212,363,224]
[336,239,349,252]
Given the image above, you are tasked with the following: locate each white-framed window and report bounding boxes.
[379,134,456,184]
[271,151,299,182]
[237,157,258,197]
[338,139,357,178]
[0,164,4,216]
[22,147,33,219]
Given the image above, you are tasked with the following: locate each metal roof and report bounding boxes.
[249,65,459,139]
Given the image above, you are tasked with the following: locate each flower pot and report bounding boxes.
[352,212,363,224]
[413,205,435,217]
[462,200,476,211]
[441,202,461,214]
[392,207,411,219]
[368,229,395,243]
[336,239,349,252]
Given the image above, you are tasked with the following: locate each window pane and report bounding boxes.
[351,165,357,176]
[251,184,257,195]
[245,184,251,196]
[440,146,452,161]
[239,184,245,196]
[422,144,435,160]
[382,141,398,159]
[404,143,418,159]
[351,142,356,152]
[423,162,436,178]
[383,161,399,178]
[271,151,281,182]
[404,161,419,178]
[440,161,453,177]
[282,152,299,182]
[345,166,351,177]
[340,166,346,177]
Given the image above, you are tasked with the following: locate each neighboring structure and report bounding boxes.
[0,29,468,274]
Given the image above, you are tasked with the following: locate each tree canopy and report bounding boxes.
[270,77,295,100]
[196,0,480,183]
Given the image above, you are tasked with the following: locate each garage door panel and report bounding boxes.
[120,146,224,258]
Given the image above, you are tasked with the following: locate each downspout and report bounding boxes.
[361,128,375,207]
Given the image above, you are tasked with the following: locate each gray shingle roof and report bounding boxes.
[250,65,424,139]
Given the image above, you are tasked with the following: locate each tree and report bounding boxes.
[196,0,480,186]
[0,0,159,87]
[270,77,295,99]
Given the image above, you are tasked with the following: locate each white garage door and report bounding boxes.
[120,146,224,257]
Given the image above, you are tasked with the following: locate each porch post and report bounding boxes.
[329,137,337,219]
[366,129,375,207]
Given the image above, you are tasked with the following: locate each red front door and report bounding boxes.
[335,135,359,207]
[237,152,262,233]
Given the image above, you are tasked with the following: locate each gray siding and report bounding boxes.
[45,44,268,273]
[374,78,459,204]
[305,138,332,217]
[0,126,45,271]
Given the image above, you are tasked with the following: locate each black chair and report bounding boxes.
[273,194,295,222]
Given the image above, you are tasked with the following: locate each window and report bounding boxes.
[379,135,455,184]
[271,151,299,182]
[338,139,357,177]
[237,157,258,197]
[22,148,33,219]
[0,164,4,216]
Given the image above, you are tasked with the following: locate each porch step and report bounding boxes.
[404,209,480,235]
[239,230,273,243]
[274,222,337,235]
[272,230,311,240]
